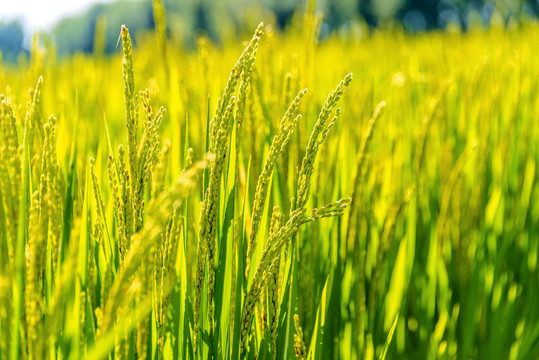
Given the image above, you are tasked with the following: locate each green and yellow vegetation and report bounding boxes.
[0,1,538,359]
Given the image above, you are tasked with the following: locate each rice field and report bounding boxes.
[0,2,538,359]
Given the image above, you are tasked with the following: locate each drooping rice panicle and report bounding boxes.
[117,145,133,256]
[100,160,206,338]
[210,22,263,152]
[107,154,121,232]
[204,97,236,325]
[294,73,352,212]
[89,158,107,246]
[154,208,182,352]
[134,89,165,232]
[22,113,62,358]
[43,116,64,272]
[194,22,263,350]
[240,198,351,355]
[235,25,263,168]
[25,76,44,147]
[0,95,21,253]
[267,207,284,358]
[121,25,139,197]
[246,89,307,276]
[25,190,45,358]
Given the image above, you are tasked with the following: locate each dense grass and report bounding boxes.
[0,3,538,359]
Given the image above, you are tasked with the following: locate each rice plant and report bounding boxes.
[0,1,538,359]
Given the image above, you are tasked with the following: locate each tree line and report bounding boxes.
[0,0,537,61]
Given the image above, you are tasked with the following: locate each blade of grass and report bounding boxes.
[379,313,399,360]
[232,157,251,360]
[59,103,79,278]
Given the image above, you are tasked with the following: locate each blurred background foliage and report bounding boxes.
[0,20,26,63]
[0,0,538,61]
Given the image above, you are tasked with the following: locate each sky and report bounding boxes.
[1,0,115,31]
